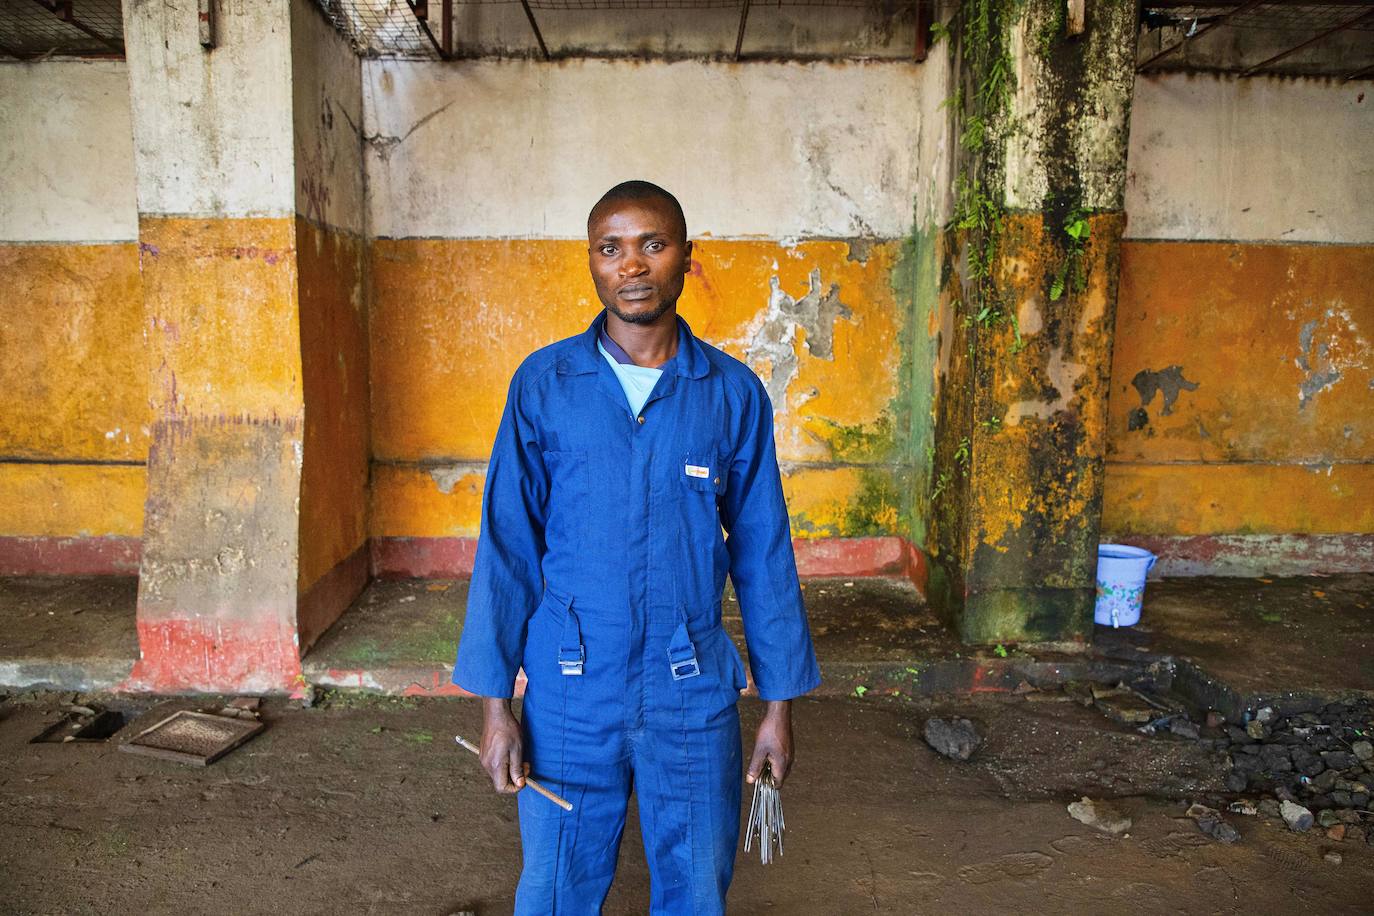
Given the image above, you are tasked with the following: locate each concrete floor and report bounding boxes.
[1,690,1371,915]
[2,573,1371,712]
[1122,574,1374,695]
[1096,574,1374,716]
[0,576,137,690]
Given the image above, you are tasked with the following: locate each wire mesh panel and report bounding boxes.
[1140,1,1374,77]
[0,0,124,58]
[314,0,436,57]
[1145,2,1374,32]
[314,0,919,59]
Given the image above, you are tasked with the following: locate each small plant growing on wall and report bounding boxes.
[1050,209,1091,301]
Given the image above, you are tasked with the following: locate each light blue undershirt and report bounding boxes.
[597,339,663,417]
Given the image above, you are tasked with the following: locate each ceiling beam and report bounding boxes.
[734,0,751,61]
[520,0,550,61]
[403,0,448,59]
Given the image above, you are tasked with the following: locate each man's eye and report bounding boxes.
[601,246,618,256]
[645,241,664,253]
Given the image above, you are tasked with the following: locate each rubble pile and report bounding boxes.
[1206,698,1374,845]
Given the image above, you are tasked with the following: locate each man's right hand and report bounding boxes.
[479,697,526,794]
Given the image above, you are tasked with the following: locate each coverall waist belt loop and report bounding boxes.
[547,585,703,683]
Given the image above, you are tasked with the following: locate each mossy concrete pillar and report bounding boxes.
[928,0,1137,645]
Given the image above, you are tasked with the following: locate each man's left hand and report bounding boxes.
[747,700,794,787]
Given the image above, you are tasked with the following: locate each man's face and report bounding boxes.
[587,197,692,325]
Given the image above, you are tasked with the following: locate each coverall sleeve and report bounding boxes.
[720,375,822,702]
[452,369,549,697]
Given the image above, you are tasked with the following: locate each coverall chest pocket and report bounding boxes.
[679,452,727,495]
[541,449,589,544]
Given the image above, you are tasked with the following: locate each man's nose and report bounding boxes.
[619,252,648,277]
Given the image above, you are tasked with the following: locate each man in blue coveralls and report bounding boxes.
[453,180,821,914]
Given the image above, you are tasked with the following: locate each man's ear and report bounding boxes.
[682,239,694,273]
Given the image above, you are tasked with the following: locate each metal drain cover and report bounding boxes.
[119,710,264,766]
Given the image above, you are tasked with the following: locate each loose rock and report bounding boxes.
[923,717,981,761]
[1281,800,1314,832]
[1353,740,1373,762]
[1186,803,1240,844]
[1067,797,1132,836]
[1169,718,1200,740]
[1322,751,1356,770]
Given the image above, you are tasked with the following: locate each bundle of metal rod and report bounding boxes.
[743,762,785,864]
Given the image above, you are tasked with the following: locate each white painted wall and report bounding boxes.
[122,0,295,218]
[292,0,365,234]
[1125,74,1374,243]
[363,58,937,240]
[0,61,138,242]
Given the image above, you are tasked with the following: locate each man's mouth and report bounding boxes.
[618,283,654,302]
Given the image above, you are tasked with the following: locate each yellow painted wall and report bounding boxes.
[1104,241,1374,535]
[0,242,148,538]
[139,218,303,420]
[369,238,908,540]
[296,218,370,591]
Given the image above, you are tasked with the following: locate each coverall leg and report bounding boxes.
[513,590,746,915]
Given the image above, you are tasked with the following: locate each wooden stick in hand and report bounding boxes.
[454,734,574,812]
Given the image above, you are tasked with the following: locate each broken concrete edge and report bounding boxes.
[302,653,1168,701]
[0,659,135,694]
[1168,656,1374,727]
[8,650,1374,720]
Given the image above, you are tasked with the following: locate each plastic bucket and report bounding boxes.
[1094,544,1157,628]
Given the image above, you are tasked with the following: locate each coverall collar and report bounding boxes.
[561,309,711,380]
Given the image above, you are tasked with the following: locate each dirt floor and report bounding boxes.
[1098,574,1374,698]
[3,690,1372,915]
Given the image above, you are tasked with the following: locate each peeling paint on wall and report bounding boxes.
[369,238,907,540]
[1106,240,1374,542]
[428,464,486,495]
[1130,365,1199,427]
[744,268,855,411]
[1295,308,1367,410]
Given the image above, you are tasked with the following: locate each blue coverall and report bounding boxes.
[453,310,821,914]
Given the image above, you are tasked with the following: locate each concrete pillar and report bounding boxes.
[928,0,1137,644]
[123,1,366,692]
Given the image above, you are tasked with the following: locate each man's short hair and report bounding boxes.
[589,180,688,243]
